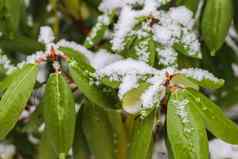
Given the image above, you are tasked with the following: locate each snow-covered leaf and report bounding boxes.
[42,73,76,157]
[167,89,209,159]
[69,60,116,108]
[179,68,224,89]
[171,74,199,90]
[84,11,115,48]
[122,83,149,114]
[173,42,202,59]
[186,89,238,144]
[59,47,94,72]
[202,0,233,55]
[0,64,38,139]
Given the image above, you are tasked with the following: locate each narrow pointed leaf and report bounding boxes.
[73,107,91,159]
[167,89,209,159]
[0,0,23,36]
[171,74,199,90]
[84,12,115,48]
[107,110,127,159]
[0,68,21,92]
[68,60,115,108]
[82,101,114,159]
[0,37,44,54]
[38,132,57,159]
[122,83,149,114]
[59,47,94,72]
[42,73,76,156]
[186,89,238,144]
[173,42,202,59]
[179,69,224,90]
[0,64,38,139]
[128,111,155,159]
[201,0,233,55]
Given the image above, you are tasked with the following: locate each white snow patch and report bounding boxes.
[38,26,55,44]
[180,68,220,82]
[91,49,122,70]
[209,139,238,159]
[0,143,16,159]
[141,85,166,108]
[157,47,177,67]
[118,75,138,98]
[57,39,94,62]
[97,59,156,81]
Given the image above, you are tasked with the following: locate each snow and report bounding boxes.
[232,63,238,77]
[209,139,238,159]
[0,54,15,74]
[157,47,177,67]
[97,59,157,81]
[180,68,220,82]
[38,26,55,44]
[168,6,194,29]
[118,75,138,98]
[0,143,16,159]
[173,98,189,124]
[98,0,124,12]
[153,25,173,45]
[91,49,122,70]
[57,39,94,62]
[85,13,112,47]
[141,85,166,108]
[110,0,171,51]
[135,38,150,63]
[111,6,138,51]
[152,7,201,60]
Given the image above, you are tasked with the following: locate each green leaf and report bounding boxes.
[38,132,57,159]
[68,60,116,108]
[107,110,127,159]
[0,64,38,139]
[82,101,114,159]
[176,0,199,13]
[84,11,115,49]
[0,37,45,54]
[127,110,155,159]
[73,107,91,159]
[42,73,76,156]
[179,69,224,90]
[0,0,23,36]
[171,74,199,90]
[186,89,238,144]
[234,0,238,33]
[59,47,94,72]
[122,83,150,114]
[100,77,120,89]
[167,89,209,159]
[62,0,81,20]
[0,68,21,92]
[201,0,233,55]
[173,42,202,59]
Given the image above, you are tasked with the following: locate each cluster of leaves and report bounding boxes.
[0,0,238,159]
